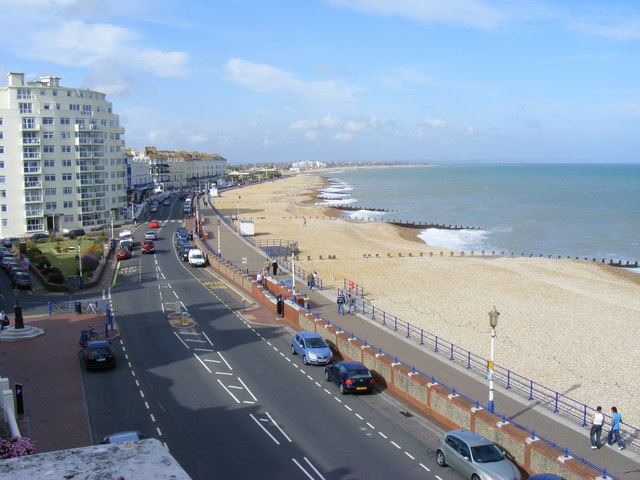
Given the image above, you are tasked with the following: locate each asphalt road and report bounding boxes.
[81,196,467,480]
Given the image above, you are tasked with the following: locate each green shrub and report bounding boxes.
[37,257,52,270]
[46,272,66,284]
[82,253,100,272]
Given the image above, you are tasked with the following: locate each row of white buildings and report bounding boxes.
[0,73,227,238]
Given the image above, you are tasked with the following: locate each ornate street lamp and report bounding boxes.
[487,306,500,413]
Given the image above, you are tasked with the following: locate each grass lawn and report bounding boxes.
[31,239,105,277]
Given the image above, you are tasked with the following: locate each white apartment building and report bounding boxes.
[143,146,227,190]
[0,73,127,237]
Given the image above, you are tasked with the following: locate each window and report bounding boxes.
[0,161,4,168]
[63,187,73,195]
[42,117,54,125]
[53,90,58,96]
[42,131,55,139]
[19,103,33,114]
[23,147,39,159]
[43,146,55,153]
[70,104,80,111]
[61,145,72,153]
[0,147,3,155]
[61,131,71,139]
[45,202,57,210]
[27,219,43,232]
[63,201,73,209]
[44,159,55,168]
[1,205,5,212]
[64,215,74,222]
[0,190,5,198]
[0,175,5,183]
[60,117,70,125]
[82,105,92,115]
[0,132,3,139]
[44,174,56,182]
[17,88,32,99]
[62,173,72,181]
[40,89,46,96]
[44,188,56,196]
[62,159,72,167]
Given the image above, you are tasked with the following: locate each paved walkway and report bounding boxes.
[199,195,639,480]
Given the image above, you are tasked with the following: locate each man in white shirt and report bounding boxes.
[590,406,605,449]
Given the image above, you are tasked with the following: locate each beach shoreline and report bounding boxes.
[212,174,639,426]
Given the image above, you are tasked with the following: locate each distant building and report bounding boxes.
[141,146,227,191]
[290,160,326,171]
[0,73,128,236]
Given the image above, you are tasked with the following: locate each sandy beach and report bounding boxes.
[212,173,640,427]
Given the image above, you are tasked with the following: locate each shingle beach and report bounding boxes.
[212,173,640,427]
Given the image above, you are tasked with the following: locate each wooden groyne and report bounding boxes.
[388,220,480,230]
[334,205,397,213]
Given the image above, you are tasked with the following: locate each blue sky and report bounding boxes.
[1,0,638,164]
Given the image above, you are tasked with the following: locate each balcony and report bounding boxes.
[24,181,43,189]
[26,208,43,218]
[24,195,42,203]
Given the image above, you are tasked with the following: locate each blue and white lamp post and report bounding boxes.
[487,306,500,413]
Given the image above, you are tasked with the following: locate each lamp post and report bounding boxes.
[217,219,221,256]
[291,251,296,303]
[78,241,83,280]
[50,208,55,234]
[14,288,24,329]
[487,306,500,413]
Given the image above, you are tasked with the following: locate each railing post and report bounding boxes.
[529,380,534,400]
[47,302,52,315]
[419,330,424,345]
[450,344,454,360]
[467,351,471,369]
[435,336,439,353]
[582,405,588,427]
[554,392,559,413]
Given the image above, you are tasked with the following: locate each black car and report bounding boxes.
[81,340,116,370]
[65,228,86,239]
[7,265,25,281]
[181,244,194,261]
[120,239,134,251]
[324,361,374,394]
[12,271,31,289]
[1,237,20,248]
[30,233,50,241]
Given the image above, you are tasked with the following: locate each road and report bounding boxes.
[81,196,466,480]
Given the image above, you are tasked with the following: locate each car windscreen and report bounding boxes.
[348,369,371,379]
[471,443,504,463]
[90,347,111,356]
[306,337,328,348]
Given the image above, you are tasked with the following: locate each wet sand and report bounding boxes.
[212,174,640,426]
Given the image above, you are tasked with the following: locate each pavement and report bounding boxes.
[1,196,638,480]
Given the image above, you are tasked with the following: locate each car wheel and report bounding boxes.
[291,345,296,355]
[471,475,480,480]
[325,370,331,381]
[339,383,347,395]
[436,450,447,467]
[303,355,309,365]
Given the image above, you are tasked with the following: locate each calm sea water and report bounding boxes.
[319,164,640,263]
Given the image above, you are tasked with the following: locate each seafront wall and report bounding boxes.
[193,235,608,480]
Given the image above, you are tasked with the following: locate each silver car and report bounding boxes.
[436,429,521,480]
[291,331,333,365]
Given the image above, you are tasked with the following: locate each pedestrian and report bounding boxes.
[0,310,9,329]
[347,293,355,314]
[590,406,605,449]
[336,290,345,314]
[303,217,307,227]
[607,406,625,450]
[256,272,263,285]
[307,272,315,290]
[272,260,278,276]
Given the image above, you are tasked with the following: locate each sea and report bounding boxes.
[317,163,640,265]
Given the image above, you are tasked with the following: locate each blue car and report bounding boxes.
[291,331,333,365]
[324,361,374,394]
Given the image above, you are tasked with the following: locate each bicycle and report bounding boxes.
[86,302,102,314]
[79,326,99,347]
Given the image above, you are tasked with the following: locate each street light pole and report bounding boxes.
[487,306,500,413]
[291,251,296,302]
[217,219,221,256]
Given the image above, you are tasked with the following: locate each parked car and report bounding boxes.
[64,228,86,238]
[149,219,160,228]
[181,244,194,261]
[141,239,155,253]
[116,247,131,261]
[7,265,25,281]
[30,233,49,241]
[120,239,134,251]
[176,226,188,237]
[1,256,18,272]
[436,429,521,480]
[12,271,32,289]
[187,248,206,266]
[291,331,333,365]
[144,230,157,240]
[81,340,116,370]
[324,361,374,394]
[1,237,20,248]
[101,431,145,444]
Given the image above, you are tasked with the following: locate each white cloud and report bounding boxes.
[326,0,508,30]
[570,17,640,41]
[334,132,353,142]
[345,115,381,132]
[413,118,476,137]
[225,58,356,103]
[290,115,342,131]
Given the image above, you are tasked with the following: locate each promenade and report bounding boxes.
[196,194,640,480]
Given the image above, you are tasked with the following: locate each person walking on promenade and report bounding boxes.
[307,272,315,290]
[272,260,278,276]
[590,406,605,449]
[607,406,625,450]
[347,293,355,314]
[256,272,263,285]
[336,291,346,315]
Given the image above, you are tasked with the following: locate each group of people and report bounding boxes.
[336,291,356,315]
[306,271,318,290]
[590,406,625,450]
[0,310,9,329]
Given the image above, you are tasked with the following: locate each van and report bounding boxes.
[187,248,206,267]
[119,229,133,243]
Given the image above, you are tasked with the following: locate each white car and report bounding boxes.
[188,248,206,267]
[144,231,157,240]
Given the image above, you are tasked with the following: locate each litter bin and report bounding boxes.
[276,295,283,317]
[75,301,82,314]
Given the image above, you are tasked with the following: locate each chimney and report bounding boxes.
[7,72,25,87]
[40,76,61,87]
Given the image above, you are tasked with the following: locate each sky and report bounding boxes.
[1,0,639,164]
